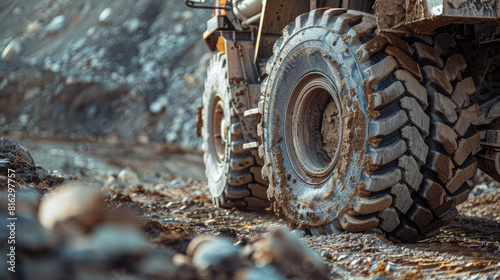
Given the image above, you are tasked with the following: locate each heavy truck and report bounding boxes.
[186,0,500,242]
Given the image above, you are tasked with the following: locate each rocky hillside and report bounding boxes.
[0,0,212,149]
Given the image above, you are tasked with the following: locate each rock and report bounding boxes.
[149,96,169,113]
[86,26,96,37]
[187,235,243,273]
[99,8,112,24]
[117,168,140,184]
[26,21,41,33]
[167,178,186,189]
[24,87,42,101]
[0,138,35,165]
[123,18,142,33]
[247,229,330,280]
[181,10,195,21]
[116,201,144,216]
[174,24,184,35]
[38,185,106,231]
[63,225,150,262]
[1,39,23,59]
[45,15,66,34]
[13,7,22,15]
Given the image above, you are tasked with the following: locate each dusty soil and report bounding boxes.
[16,136,500,280]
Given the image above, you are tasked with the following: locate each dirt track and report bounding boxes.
[18,136,500,280]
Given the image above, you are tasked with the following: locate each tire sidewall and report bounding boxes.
[203,55,231,198]
[264,25,369,227]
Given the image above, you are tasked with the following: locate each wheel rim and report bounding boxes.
[285,72,342,184]
[211,94,226,165]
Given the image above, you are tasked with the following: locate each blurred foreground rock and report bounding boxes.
[0,139,329,279]
[1,185,329,280]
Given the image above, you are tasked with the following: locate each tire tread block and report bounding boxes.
[445,159,477,193]
[431,122,458,154]
[454,132,480,166]
[368,110,408,137]
[228,172,253,186]
[451,77,476,107]
[373,81,405,110]
[357,35,388,64]
[352,194,393,214]
[401,126,429,165]
[394,219,419,242]
[443,54,467,81]
[400,97,430,136]
[388,48,423,82]
[407,202,434,228]
[250,166,268,186]
[230,156,255,171]
[394,69,427,106]
[248,183,268,200]
[390,183,413,214]
[368,139,407,166]
[398,155,423,191]
[412,42,444,68]
[225,186,251,199]
[366,56,398,86]
[422,66,453,95]
[378,207,400,232]
[419,178,445,209]
[339,213,379,232]
[429,90,458,124]
[426,151,454,183]
[332,13,364,35]
[348,16,377,45]
[364,168,402,192]
[382,33,413,57]
[454,104,479,137]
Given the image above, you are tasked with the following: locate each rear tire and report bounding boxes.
[259,9,478,241]
[202,53,269,210]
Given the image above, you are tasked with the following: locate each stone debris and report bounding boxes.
[44,15,66,34]
[1,39,23,59]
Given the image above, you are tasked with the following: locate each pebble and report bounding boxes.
[117,168,140,184]
[45,15,66,34]
[123,18,142,33]
[320,251,332,259]
[149,96,169,113]
[99,8,112,24]
[0,138,35,165]
[1,39,23,59]
[168,178,186,189]
[38,185,105,231]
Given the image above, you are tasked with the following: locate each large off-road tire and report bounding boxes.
[202,53,269,210]
[258,9,479,241]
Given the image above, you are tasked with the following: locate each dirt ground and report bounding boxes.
[17,135,500,280]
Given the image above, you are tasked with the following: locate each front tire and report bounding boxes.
[259,9,478,241]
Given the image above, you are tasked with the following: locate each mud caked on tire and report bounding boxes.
[202,53,269,210]
[259,9,479,241]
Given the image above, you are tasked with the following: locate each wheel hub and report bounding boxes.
[285,72,342,184]
[212,97,227,164]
